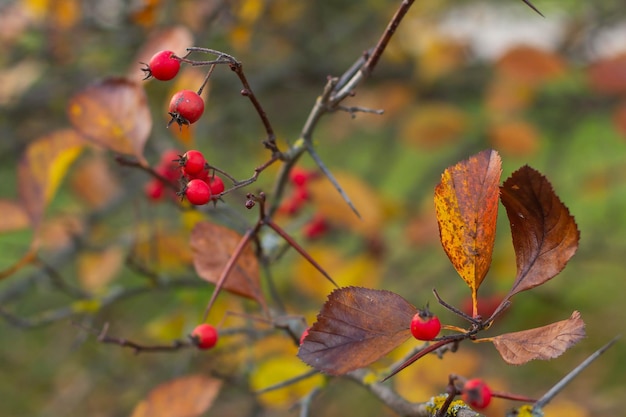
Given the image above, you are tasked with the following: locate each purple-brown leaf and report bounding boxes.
[500,166,579,299]
[491,311,585,365]
[298,287,416,375]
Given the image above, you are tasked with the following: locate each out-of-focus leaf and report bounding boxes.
[500,166,579,299]
[418,35,467,82]
[0,59,43,106]
[298,287,416,375]
[130,374,222,417]
[491,311,585,365]
[488,119,540,157]
[70,154,121,209]
[484,76,535,115]
[129,26,193,82]
[496,45,566,85]
[129,0,162,28]
[0,200,30,233]
[17,129,85,230]
[77,246,125,292]
[190,221,263,304]
[132,227,192,273]
[588,53,626,95]
[67,78,151,163]
[401,103,468,149]
[434,149,501,316]
[613,101,626,139]
[307,171,384,238]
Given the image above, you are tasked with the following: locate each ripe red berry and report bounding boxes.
[184,179,211,205]
[145,179,164,200]
[290,167,311,187]
[168,90,204,127]
[207,175,225,197]
[180,150,206,176]
[462,378,492,410]
[142,50,181,81]
[191,323,219,349]
[303,215,330,239]
[410,307,441,341]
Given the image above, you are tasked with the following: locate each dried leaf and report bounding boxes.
[434,150,502,315]
[500,166,579,298]
[298,287,416,375]
[18,129,85,230]
[190,221,262,303]
[70,154,121,208]
[491,311,585,365]
[67,77,151,163]
[130,374,222,417]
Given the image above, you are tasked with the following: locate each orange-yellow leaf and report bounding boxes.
[401,103,468,149]
[67,78,151,163]
[77,246,125,292]
[190,221,263,304]
[130,374,222,417]
[500,166,579,299]
[488,119,540,157]
[298,287,416,375]
[434,150,501,316]
[17,129,85,230]
[491,311,585,365]
[70,154,121,208]
[496,45,566,86]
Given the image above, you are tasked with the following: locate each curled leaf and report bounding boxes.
[491,311,585,365]
[18,129,85,230]
[298,286,416,375]
[500,166,579,299]
[190,221,263,304]
[434,149,502,316]
[67,77,151,163]
[130,374,222,417]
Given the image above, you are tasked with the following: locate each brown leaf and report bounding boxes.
[488,119,540,157]
[298,286,416,375]
[67,77,151,163]
[434,150,502,316]
[190,221,262,303]
[500,166,579,298]
[0,200,30,233]
[70,153,121,208]
[130,374,222,417]
[496,45,566,85]
[18,129,85,230]
[491,311,585,365]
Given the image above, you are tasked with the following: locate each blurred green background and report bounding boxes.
[1,0,626,416]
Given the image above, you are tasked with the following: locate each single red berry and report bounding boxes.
[290,167,312,187]
[303,215,330,239]
[184,179,211,205]
[207,175,225,197]
[142,50,181,81]
[180,150,206,176]
[410,306,441,341]
[462,378,492,410]
[191,323,219,349]
[299,327,310,345]
[168,90,205,127]
[145,179,164,200]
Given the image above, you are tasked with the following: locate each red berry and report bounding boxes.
[142,50,181,81]
[145,179,164,200]
[191,323,219,349]
[303,215,329,239]
[299,327,310,345]
[410,307,441,341]
[185,179,211,205]
[207,175,225,197]
[180,150,206,176]
[290,167,312,187]
[168,90,204,127]
[462,378,492,410]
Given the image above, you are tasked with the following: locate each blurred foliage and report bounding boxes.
[1,0,626,416]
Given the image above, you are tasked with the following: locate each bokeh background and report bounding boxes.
[1,0,626,416]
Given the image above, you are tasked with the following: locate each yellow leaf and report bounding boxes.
[72,299,102,314]
[400,103,468,149]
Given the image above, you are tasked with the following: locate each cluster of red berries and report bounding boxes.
[410,306,441,341]
[190,323,219,350]
[144,149,225,205]
[141,50,205,127]
[279,167,331,239]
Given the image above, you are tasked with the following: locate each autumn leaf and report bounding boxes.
[130,374,222,417]
[588,52,626,95]
[489,311,585,365]
[18,129,85,230]
[0,200,30,233]
[434,149,502,317]
[500,166,579,299]
[67,77,151,164]
[190,221,263,304]
[496,45,566,86]
[298,287,416,375]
